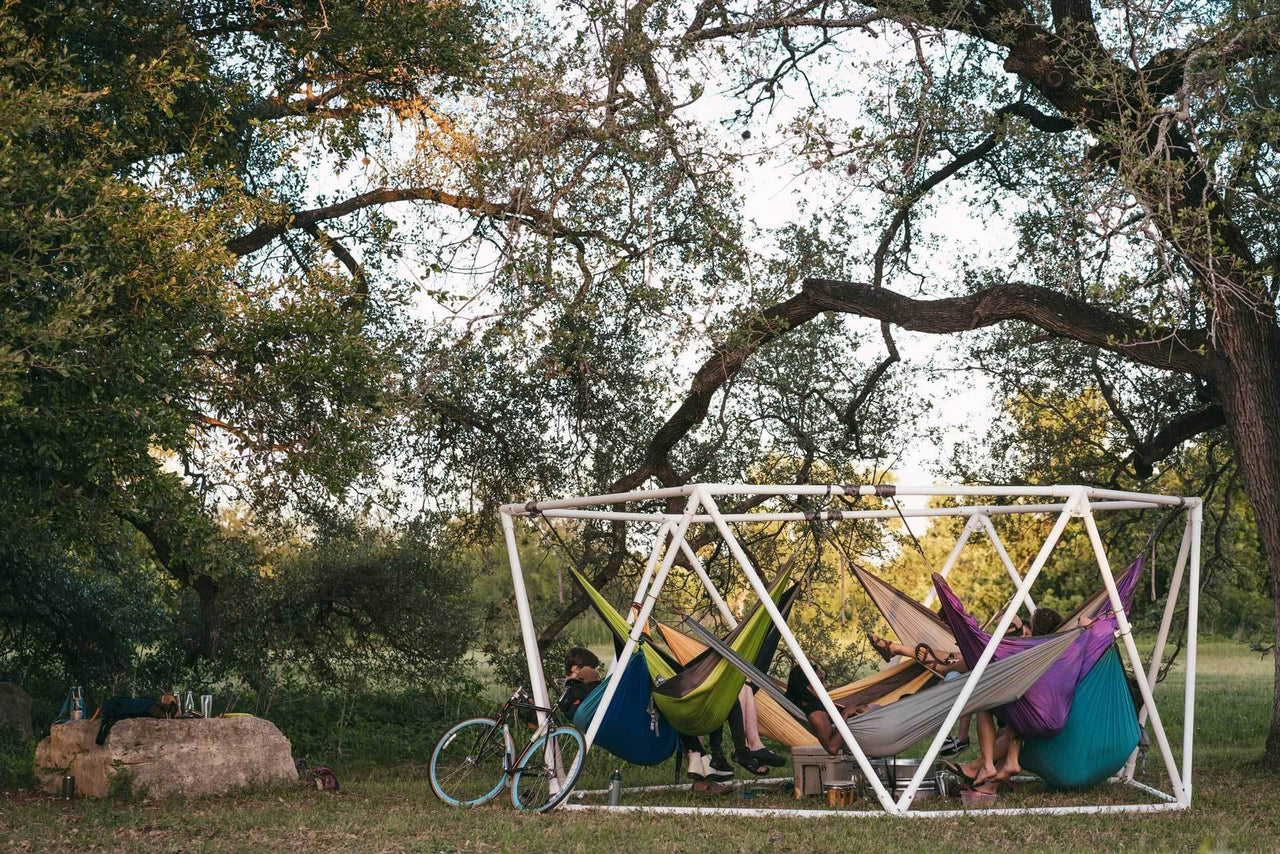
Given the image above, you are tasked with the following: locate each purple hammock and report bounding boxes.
[932,556,1143,739]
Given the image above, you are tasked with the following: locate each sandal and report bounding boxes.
[913,643,959,669]
[867,632,894,662]
[749,747,785,768]
[732,746,769,776]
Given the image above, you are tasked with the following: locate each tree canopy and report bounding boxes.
[3,0,1279,765]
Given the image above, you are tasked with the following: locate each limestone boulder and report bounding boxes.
[0,683,32,741]
[35,716,298,798]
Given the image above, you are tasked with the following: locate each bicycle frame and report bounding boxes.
[479,686,570,773]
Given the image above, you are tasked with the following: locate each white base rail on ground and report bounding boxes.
[499,483,1201,819]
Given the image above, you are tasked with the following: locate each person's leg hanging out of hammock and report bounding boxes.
[736,685,784,768]
[954,712,1014,786]
[707,723,735,781]
[724,697,768,774]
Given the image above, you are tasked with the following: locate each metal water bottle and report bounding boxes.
[607,769,622,806]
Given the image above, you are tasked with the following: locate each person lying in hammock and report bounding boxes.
[866,606,1034,674]
[784,663,877,755]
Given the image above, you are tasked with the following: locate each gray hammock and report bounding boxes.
[677,614,1080,758]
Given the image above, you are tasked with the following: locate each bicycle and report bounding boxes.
[429,686,586,812]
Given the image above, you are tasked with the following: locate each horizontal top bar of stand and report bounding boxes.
[499,494,1187,522]
[518,500,1166,523]
[500,484,1197,515]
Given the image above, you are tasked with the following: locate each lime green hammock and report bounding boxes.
[568,561,794,736]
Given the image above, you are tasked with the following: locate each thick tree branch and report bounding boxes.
[226,187,629,257]
[804,278,1213,376]
[627,292,826,491]
[1127,405,1226,478]
[116,510,220,657]
[302,224,369,311]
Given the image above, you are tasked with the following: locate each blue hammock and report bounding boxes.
[1020,648,1141,789]
[574,650,676,766]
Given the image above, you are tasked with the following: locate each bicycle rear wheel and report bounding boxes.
[429,717,513,806]
[510,725,586,812]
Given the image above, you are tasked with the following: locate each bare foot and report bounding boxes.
[990,761,1021,784]
[971,779,1000,796]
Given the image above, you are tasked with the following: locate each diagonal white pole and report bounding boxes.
[1181,500,1202,803]
[977,514,1037,615]
[895,495,1080,811]
[627,521,673,626]
[700,493,902,815]
[679,539,738,627]
[581,492,701,751]
[502,512,553,726]
[1080,500,1187,804]
[1123,515,1191,780]
[922,515,980,609]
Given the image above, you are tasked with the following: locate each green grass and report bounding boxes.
[1,641,1277,853]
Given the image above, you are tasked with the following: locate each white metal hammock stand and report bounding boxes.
[499,483,1201,819]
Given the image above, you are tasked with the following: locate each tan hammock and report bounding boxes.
[655,622,935,748]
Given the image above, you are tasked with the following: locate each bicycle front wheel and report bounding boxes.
[511,725,586,812]
[429,717,514,807]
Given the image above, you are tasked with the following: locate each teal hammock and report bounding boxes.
[1020,648,1142,789]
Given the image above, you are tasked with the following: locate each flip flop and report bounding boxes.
[941,760,977,787]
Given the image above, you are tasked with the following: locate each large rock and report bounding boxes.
[0,683,32,741]
[35,716,297,798]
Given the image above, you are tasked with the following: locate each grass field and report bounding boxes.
[1,641,1277,853]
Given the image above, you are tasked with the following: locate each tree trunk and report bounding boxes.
[1209,310,1280,768]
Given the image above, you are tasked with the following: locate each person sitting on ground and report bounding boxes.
[556,646,601,719]
[784,663,875,755]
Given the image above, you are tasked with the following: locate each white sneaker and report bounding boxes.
[686,752,709,780]
[707,752,735,781]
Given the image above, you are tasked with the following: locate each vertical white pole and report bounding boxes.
[1080,503,1186,804]
[922,516,980,609]
[502,511,552,724]
[581,492,701,751]
[700,493,903,815]
[1123,516,1191,779]
[1181,500,1202,803]
[977,514,1037,615]
[896,497,1079,811]
[678,539,738,627]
